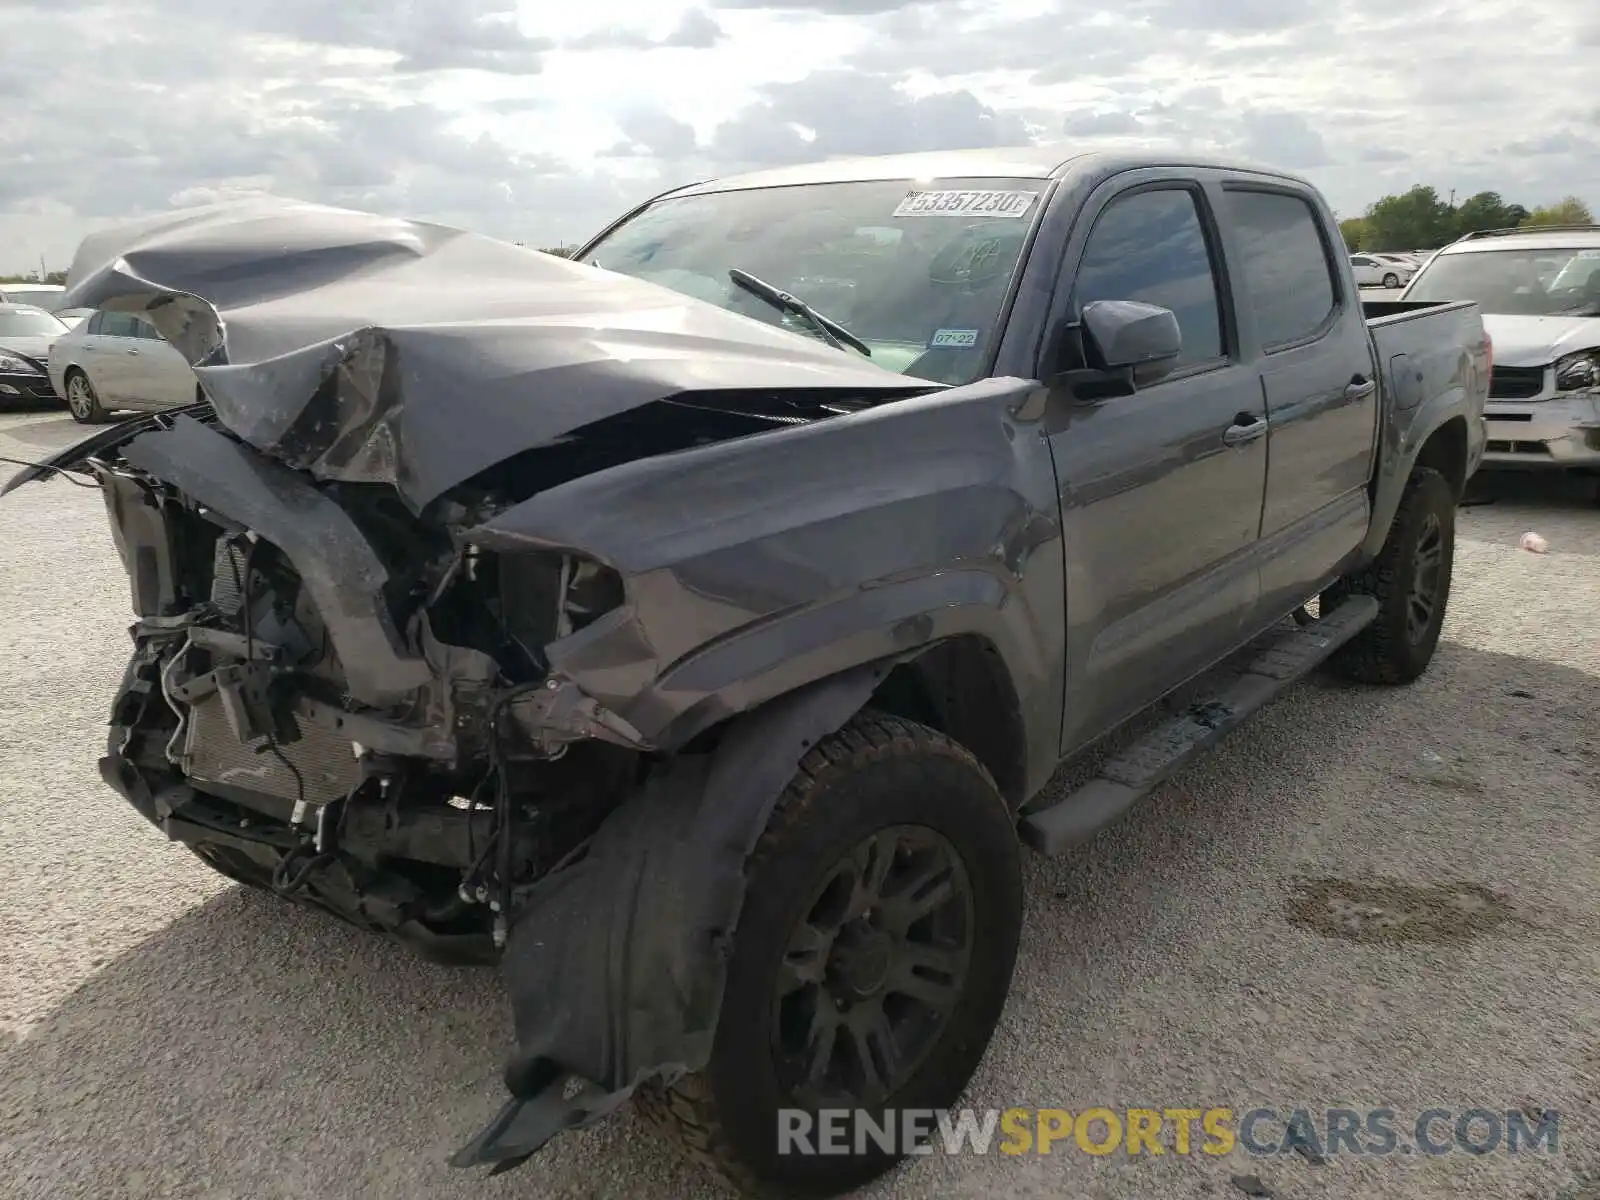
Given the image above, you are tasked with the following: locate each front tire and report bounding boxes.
[63,368,108,424]
[639,712,1023,1197]
[1383,272,1401,289]
[1325,465,1455,684]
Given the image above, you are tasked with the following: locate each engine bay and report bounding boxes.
[94,412,654,964]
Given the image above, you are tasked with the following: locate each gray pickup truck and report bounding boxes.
[7,148,1486,1196]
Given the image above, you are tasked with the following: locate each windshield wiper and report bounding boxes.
[728,268,871,358]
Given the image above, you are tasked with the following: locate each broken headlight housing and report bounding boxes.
[1554,349,1600,392]
[495,550,624,665]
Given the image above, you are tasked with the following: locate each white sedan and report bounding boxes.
[1349,254,1416,289]
[47,309,199,423]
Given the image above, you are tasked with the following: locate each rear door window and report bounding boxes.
[99,312,142,338]
[1225,189,1339,350]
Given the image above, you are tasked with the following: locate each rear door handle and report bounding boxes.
[1223,414,1268,446]
[126,348,141,355]
[1346,376,1376,400]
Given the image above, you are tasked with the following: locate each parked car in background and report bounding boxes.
[0,303,70,408]
[46,308,198,423]
[1349,254,1413,289]
[1401,224,1600,473]
[0,282,67,310]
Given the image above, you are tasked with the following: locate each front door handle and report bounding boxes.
[1223,414,1268,446]
[1346,376,1376,400]
[126,348,141,355]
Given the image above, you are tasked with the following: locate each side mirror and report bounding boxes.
[1049,299,1184,400]
[1083,298,1182,375]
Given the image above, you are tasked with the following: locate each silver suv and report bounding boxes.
[1400,224,1600,470]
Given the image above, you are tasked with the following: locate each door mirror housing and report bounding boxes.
[1051,299,1183,399]
[1083,298,1182,373]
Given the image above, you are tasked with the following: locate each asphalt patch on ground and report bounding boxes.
[1286,878,1517,944]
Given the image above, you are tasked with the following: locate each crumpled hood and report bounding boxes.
[58,195,933,511]
[1481,313,1600,368]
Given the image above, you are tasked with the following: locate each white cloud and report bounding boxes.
[3,0,1597,272]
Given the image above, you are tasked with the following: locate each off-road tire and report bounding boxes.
[636,711,1023,1198]
[1325,465,1455,684]
[63,368,109,424]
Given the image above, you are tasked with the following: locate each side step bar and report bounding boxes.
[1019,596,1380,856]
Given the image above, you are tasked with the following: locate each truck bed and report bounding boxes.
[1362,296,1488,490]
[1362,296,1476,326]
[1364,297,1485,406]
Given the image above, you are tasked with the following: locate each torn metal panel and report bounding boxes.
[118,415,432,707]
[472,375,1069,796]
[55,195,937,512]
[452,664,888,1174]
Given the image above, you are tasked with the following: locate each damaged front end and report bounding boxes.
[24,195,1065,1181]
[82,403,910,1174]
[91,409,648,964]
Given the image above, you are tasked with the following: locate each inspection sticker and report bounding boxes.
[893,189,1038,218]
[929,328,980,348]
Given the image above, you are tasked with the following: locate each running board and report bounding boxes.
[1019,596,1380,856]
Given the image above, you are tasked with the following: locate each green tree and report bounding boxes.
[1338,217,1369,249]
[1453,191,1523,237]
[1522,197,1595,227]
[1363,185,1456,251]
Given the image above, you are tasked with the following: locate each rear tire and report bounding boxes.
[638,711,1023,1198]
[63,368,108,424]
[1325,466,1455,684]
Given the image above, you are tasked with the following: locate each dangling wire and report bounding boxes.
[0,455,100,488]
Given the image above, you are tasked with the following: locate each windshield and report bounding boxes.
[2,288,64,310]
[582,177,1046,384]
[1406,247,1600,316]
[0,307,68,337]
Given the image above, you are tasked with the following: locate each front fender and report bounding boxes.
[471,375,1068,793]
[452,663,889,1174]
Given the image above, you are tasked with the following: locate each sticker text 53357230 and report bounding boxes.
[893,190,1039,219]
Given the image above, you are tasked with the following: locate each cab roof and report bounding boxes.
[669,145,1311,197]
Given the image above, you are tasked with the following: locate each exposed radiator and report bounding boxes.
[210,537,248,615]
[183,694,363,807]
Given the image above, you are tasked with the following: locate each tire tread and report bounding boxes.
[1326,465,1454,685]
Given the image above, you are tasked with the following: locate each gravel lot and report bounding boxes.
[2,401,1597,1200]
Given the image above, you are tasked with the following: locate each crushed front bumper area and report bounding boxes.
[85,409,897,1175]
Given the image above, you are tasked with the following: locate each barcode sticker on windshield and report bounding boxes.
[893,190,1039,219]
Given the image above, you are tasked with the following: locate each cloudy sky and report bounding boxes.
[4,0,1597,274]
